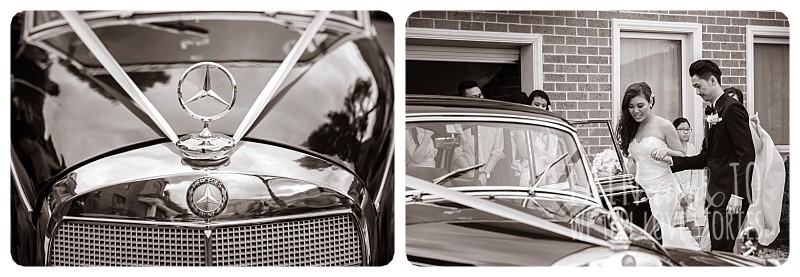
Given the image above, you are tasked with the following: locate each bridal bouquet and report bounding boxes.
[591,149,623,178]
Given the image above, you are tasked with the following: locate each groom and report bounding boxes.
[654,60,755,252]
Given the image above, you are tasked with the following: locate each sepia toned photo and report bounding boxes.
[10,10,394,266]
[405,10,788,266]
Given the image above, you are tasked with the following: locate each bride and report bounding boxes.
[616,82,700,250]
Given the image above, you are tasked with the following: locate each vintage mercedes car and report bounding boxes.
[11,11,393,266]
[405,95,774,266]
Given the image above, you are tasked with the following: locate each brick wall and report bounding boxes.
[407,10,789,158]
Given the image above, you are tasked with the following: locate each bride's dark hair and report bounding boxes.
[616,82,655,156]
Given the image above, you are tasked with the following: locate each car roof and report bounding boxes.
[406,95,573,127]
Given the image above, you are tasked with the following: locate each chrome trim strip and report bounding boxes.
[406,176,611,248]
[60,11,180,143]
[29,11,362,42]
[358,11,373,36]
[603,190,643,198]
[232,10,331,143]
[374,142,394,211]
[30,11,123,35]
[11,164,34,214]
[406,188,600,207]
[23,11,34,43]
[358,195,371,265]
[408,112,575,132]
[60,208,353,228]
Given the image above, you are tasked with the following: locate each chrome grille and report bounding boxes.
[212,214,363,266]
[50,223,206,266]
[49,214,363,266]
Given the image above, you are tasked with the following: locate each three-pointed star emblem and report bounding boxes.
[196,183,222,211]
[187,177,228,218]
[184,65,230,106]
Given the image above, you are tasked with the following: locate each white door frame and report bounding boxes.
[406,28,543,93]
[612,19,703,145]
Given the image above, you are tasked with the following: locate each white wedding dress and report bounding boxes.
[630,136,700,250]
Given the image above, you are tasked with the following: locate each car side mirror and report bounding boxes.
[433,136,460,149]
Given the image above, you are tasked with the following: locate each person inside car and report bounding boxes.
[453,81,505,185]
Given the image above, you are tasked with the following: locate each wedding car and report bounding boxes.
[11,11,394,266]
[405,95,773,266]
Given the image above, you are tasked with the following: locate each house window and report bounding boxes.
[612,20,703,145]
[406,28,543,99]
[620,35,683,122]
[747,26,789,152]
[406,60,519,99]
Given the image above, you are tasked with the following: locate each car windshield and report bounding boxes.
[572,120,627,179]
[33,12,350,66]
[406,121,593,198]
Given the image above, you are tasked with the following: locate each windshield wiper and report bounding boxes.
[432,163,485,185]
[143,22,209,38]
[529,152,569,194]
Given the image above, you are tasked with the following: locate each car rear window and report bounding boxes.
[42,18,344,66]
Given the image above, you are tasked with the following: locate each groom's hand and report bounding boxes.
[727,196,743,214]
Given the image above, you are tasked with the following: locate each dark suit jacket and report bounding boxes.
[671,94,755,208]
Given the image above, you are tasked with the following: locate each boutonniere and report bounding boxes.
[705,106,722,125]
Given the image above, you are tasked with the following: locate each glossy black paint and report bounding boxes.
[12,38,392,191]
[407,199,594,266]
[10,12,393,266]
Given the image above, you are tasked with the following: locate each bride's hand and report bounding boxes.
[651,148,670,162]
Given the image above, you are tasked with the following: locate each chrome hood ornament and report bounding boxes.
[176,62,237,164]
[187,177,228,219]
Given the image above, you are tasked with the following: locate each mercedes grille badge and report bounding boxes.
[176,62,237,164]
[187,177,228,219]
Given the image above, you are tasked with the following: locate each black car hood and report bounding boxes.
[406,202,596,266]
[13,36,392,187]
[17,41,348,166]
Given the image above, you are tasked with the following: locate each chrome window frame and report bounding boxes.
[406,114,600,205]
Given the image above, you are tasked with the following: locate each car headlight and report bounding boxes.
[588,251,665,267]
[553,247,668,266]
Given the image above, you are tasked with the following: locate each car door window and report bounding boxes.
[406,121,593,198]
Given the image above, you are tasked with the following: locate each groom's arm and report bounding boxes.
[726,103,756,202]
[670,139,708,173]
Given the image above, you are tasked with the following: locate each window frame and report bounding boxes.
[612,19,703,146]
[746,25,789,153]
[406,28,544,93]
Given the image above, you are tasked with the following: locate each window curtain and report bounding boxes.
[754,43,789,145]
[620,38,682,122]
